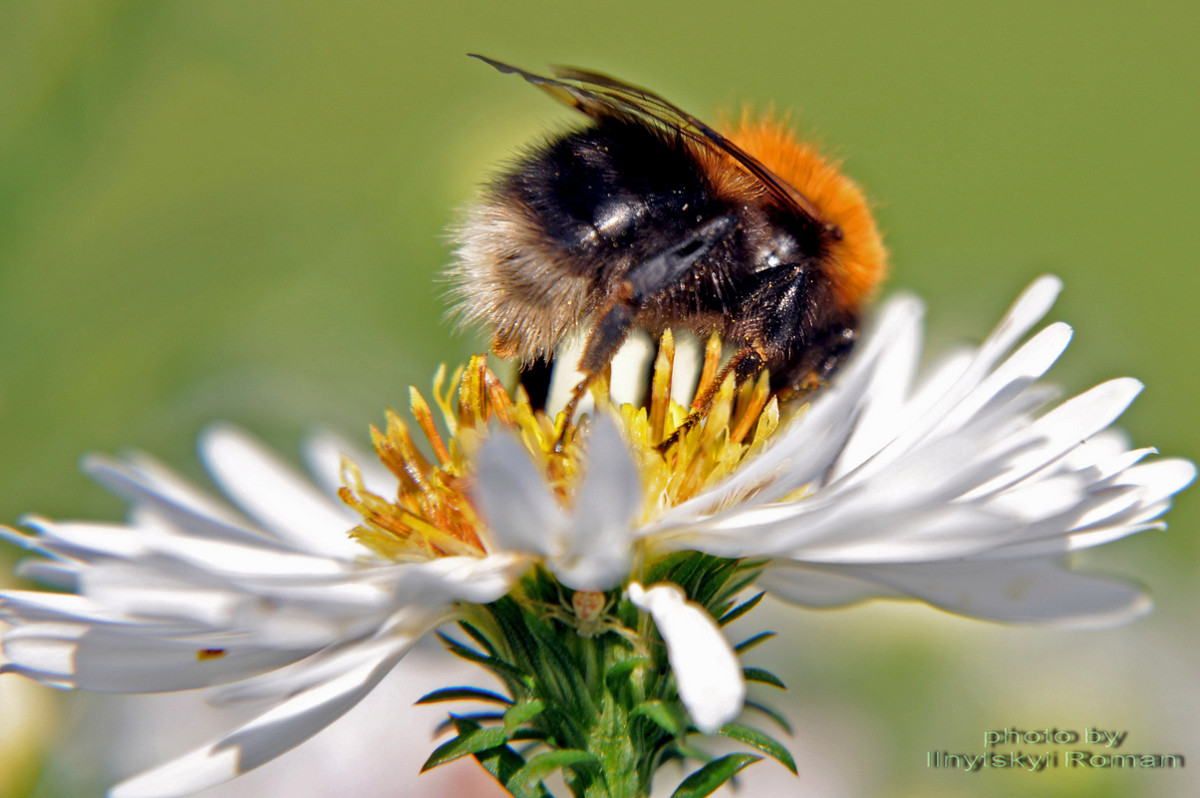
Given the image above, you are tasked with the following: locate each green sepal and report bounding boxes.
[718,591,765,626]
[503,698,546,732]
[743,666,786,689]
[416,686,514,706]
[631,699,687,736]
[436,632,525,682]
[669,753,762,798]
[507,728,550,743]
[449,717,551,798]
[744,699,793,734]
[666,741,718,767]
[509,749,600,793]
[433,712,505,736]
[476,745,551,798]
[421,724,510,771]
[717,722,797,774]
[458,620,501,658]
[605,656,650,690]
[733,630,776,654]
[716,563,767,602]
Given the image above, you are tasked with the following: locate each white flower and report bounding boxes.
[1,276,1192,797]
[0,428,526,797]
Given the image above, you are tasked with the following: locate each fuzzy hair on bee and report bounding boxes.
[448,55,887,415]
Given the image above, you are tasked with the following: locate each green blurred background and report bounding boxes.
[1,1,1196,796]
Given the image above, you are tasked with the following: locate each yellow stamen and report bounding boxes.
[649,330,675,444]
[410,387,451,466]
[338,341,787,563]
[692,334,724,411]
[730,370,772,444]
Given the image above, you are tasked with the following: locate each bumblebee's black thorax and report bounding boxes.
[506,120,714,264]
[503,118,831,294]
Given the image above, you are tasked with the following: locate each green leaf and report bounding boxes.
[416,686,514,706]
[717,723,797,774]
[743,666,786,689]
[510,749,600,791]
[422,726,510,771]
[504,699,546,731]
[718,592,765,626]
[631,700,686,735]
[745,699,792,734]
[670,753,761,798]
[733,631,776,654]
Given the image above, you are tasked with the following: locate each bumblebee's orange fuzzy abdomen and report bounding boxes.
[720,117,887,312]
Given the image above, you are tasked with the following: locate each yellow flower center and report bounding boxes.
[338,331,781,562]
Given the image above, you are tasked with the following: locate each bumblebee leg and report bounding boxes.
[578,214,737,375]
[559,214,739,448]
[655,347,764,452]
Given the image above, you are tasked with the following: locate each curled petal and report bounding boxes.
[474,430,565,555]
[554,416,642,590]
[627,582,744,733]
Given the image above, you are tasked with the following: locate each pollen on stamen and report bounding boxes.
[338,340,782,562]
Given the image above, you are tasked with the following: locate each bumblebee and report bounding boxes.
[450,55,886,419]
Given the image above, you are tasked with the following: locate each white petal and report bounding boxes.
[552,416,641,590]
[798,560,1151,627]
[828,294,923,478]
[669,331,704,407]
[10,517,148,563]
[545,332,591,418]
[108,638,413,798]
[200,424,366,560]
[211,609,447,704]
[302,429,395,502]
[963,378,1143,499]
[109,452,251,530]
[757,563,903,608]
[627,582,744,734]
[83,456,287,551]
[850,276,1062,481]
[1114,458,1198,503]
[3,577,238,631]
[389,553,529,607]
[926,322,1072,443]
[473,430,565,555]
[1,622,315,692]
[607,331,655,406]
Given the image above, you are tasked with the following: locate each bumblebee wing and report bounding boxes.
[470,54,828,229]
